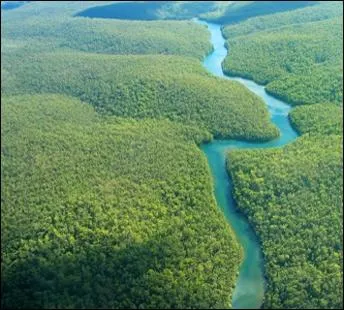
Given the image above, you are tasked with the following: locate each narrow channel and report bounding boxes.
[195,19,299,309]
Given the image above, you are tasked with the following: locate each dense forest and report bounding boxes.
[75,1,217,20]
[265,64,342,106]
[1,52,278,141]
[290,103,343,136]
[223,2,343,308]
[222,1,343,106]
[227,135,343,309]
[2,1,280,141]
[1,15,211,59]
[222,1,342,38]
[1,94,242,309]
[1,1,273,308]
[1,1,343,309]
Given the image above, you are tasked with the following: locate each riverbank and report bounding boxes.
[195,19,298,309]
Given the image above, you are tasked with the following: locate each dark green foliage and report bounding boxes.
[1,16,211,59]
[265,65,343,106]
[221,2,343,308]
[2,1,343,308]
[75,1,217,21]
[0,0,217,21]
[289,104,343,135]
[1,1,117,19]
[201,1,317,25]
[2,52,278,141]
[1,1,213,59]
[1,3,281,307]
[1,94,242,309]
[222,1,342,38]
[228,135,343,309]
[75,1,167,20]
[222,3,343,106]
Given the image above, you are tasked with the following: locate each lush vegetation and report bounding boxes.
[75,1,217,21]
[289,104,343,136]
[1,15,211,59]
[221,2,343,308]
[227,135,343,309]
[1,1,280,142]
[222,1,342,38]
[1,52,278,141]
[1,1,122,18]
[265,64,343,106]
[1,2,288,308]
[2,1,281,142]
[2,1,343,309]
[1,94,243,309]
[222,2,343,106]
[75,1,167,20]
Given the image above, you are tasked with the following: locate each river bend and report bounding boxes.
[196,20,299,309]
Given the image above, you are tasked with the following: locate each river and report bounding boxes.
[195,20,299,309]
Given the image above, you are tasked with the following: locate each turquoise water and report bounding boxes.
[195,20,299,309]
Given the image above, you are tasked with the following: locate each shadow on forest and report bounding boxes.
[75,1,167,20]
[214,1,317,24]
[1,230,189,309]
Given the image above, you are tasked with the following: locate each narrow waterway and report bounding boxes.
[195,20,299,309]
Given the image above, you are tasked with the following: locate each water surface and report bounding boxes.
[196,19,298,309]
[1,1,29,10]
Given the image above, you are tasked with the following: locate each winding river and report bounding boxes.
[195,20,299,309]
